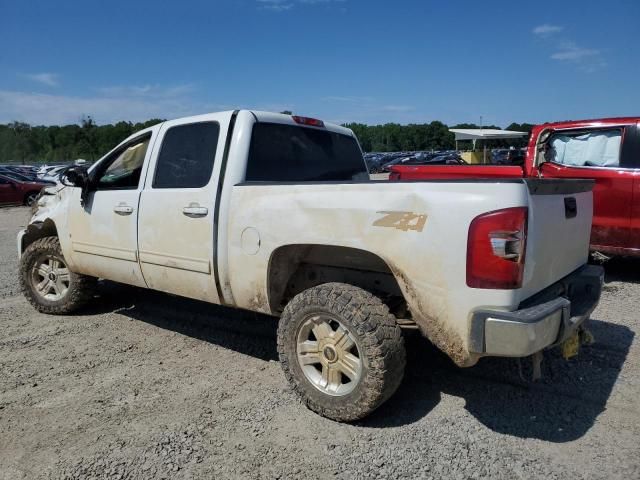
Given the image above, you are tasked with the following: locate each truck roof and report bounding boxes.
[537,117,639,130]
[131,110,354,139]
[249,110,354,137]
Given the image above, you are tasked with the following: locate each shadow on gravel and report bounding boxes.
[603,257,640,284]
[85,281,279,362]
[88,282,632,442]
[361,319,633,442]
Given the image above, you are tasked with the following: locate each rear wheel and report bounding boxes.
[277,283,406,422]
[20,236,96,314]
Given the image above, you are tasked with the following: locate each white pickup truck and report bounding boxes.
[18,110,603,421]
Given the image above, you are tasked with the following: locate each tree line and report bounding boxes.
[0,117,163,164]
[346,121,534,152]
[0,116,534,163]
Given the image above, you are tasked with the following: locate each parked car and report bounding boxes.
[37,165,69,184]
[18,110,602,421]
[0,168,54,185]
[0,166,32,179]
[0,164,38,174]
[0,174,51,206]
[389,117,640,257]
[380,152,465,171]
[492,148,526,166]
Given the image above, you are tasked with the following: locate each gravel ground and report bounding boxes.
[1,205,638,479]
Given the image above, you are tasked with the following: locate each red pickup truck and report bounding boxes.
[389,117,640,257]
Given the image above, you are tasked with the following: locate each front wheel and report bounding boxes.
[20,236,97,314]
[277,283,406,422]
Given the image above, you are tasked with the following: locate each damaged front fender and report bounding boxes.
[18,184,69,259]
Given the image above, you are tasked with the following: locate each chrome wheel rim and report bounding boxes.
[296,314,363,396]
[30,255,70,301]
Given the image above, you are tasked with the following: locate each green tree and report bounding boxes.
[0,117,533,163]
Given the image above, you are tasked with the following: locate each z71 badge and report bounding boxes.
[373,211,427,232]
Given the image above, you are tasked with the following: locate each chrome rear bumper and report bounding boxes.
[469,265,604,357]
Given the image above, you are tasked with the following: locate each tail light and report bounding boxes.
[292,116,325,128]
[466,207,528,289]
[388,171,400,181]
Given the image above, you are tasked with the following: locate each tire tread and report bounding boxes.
[19,236,96,314]
[277,282,406,422]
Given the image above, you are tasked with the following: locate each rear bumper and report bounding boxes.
[469,265,604,357]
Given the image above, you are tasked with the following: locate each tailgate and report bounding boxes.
[519,179,595,300]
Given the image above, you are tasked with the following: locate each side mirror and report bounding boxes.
[61,166,93,206]
[61,166,89,188]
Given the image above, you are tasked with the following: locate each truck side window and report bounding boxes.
[97,136,150,190]
[153,122,220,189]
[246,123,368,182]
[544,129,622,168]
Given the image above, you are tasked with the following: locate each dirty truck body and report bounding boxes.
[18,110,603,421]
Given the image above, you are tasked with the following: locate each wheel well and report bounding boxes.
[267,244,409,318]
[21,219,58,253]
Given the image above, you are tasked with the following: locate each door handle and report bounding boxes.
[182,203,208,218]
[113,203,134,215]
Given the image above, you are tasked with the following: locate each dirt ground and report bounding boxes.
[1,205,639,479]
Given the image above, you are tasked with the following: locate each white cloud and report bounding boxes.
[550,42,605,71]
[532,24,563,37]
[257,0,344,11]
[22,72,60,87]
[533,25,606,73]
[322,95,375,103]
[0,88,205,125]
[380,105,415,113]
[551,44,599,61]
[320,95,416,124]
[257,0,293,11]
[95,84,195,98]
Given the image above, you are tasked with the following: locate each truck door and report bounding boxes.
[67,133,153,287]
[539,124,635,253]
[137,113,232,303]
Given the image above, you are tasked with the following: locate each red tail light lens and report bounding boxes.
[292,116,325,128]
[466,207,528,289]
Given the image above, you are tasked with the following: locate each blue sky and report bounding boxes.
[0,0,638,126]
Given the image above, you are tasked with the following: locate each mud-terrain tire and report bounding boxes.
[277,283,406,422]
[20,236,97,314]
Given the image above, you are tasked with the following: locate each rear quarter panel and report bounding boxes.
[226,181,533,365]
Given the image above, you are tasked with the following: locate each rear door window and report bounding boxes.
[246,123,367,182]
[153,122,220,189]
